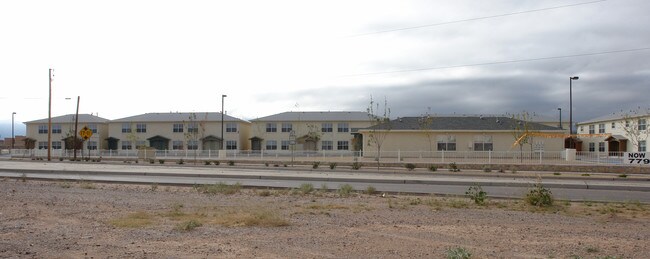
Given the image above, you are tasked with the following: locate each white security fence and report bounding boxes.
[8,149,632,165]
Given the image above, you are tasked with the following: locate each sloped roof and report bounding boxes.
[363,116,562,131]
[24,114,110,124]
[111,112,247,123]
[579,109,650,125]
[251,111,371,122]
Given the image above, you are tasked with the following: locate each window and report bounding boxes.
[588,143,595,152]
[172,141,183,150]
[122,123,131,133]
[266,140,277,150]
[337,141,349,150]
[611,122,615,129]
[38,141,48,149]
[437,135,456,151]
[52,141,62,150]
[337,123,349,132]
[38,125,48,134]
[281,140,290,150]
[473,135,493,151]
[639,141,647,152]
[321,123,333,132]
[226,123,237,132]
[52,124,62,134]
[598,124,605,134]
[598,142,605,152]
[266,123,277,132]
[625,121,630,127]
[187,122,199,133]
[588,125,595,134]
[321,140,333,150]
[639,119,647,131]
[187,140,198,150]
[87,141,97,150]
[88,124,98,133]
[580,126,584,133]
[136,123,147,133]
[173,123,184,133]
[121,141,132,150]
[226,140,237,150]
[281,123,292,133]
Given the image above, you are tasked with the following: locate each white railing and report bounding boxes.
[7,149,629,165]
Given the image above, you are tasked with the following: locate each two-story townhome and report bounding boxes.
[576,110,649,153]
[249,111,372,152]
[108,112,251,151]
[24,114,110,151]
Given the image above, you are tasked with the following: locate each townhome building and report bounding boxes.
[249,111,372,152]
[358,116,565,158]
[576,110,649,153]
[24,114,110,151]
[108,112,251,151]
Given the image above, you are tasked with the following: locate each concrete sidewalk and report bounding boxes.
[1,160,649,192]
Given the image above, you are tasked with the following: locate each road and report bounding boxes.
[1,160,649,203]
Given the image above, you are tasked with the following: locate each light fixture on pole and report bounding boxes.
[11,112,16,151]
[221,94,227,150]
[569,76,579,148]
[48,68,53,161]
[557,108,562,129]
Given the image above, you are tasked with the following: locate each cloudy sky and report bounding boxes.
[1,0,649,137]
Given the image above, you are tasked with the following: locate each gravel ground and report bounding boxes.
[1,179,649,258]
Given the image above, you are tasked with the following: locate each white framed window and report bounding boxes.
[611,122,615,129]
[121,141,132,150]
[281,140,290,150]
[136,123,147,133]
[52,141,62,150]
[598,142,605,152]
[639,141,647,152]
[226,123,237,132]
[579,126,584,133]
[173,123,184,133]
[52,124,62,134]
[588,125,595,134]
[38,141,48,149]
[88,124,98,133]
[588,142,595,152]
[187,122,199,133]
[473,135,493,151]
[281,123,292,133]
[187,140,198,150]
[266,140,277,150]
[337,123,349,132]
[337,141,349,150]
[321,123,333,132]
[226,140,237,150]
[266,123,277,132]
[437,135,456,151]
[172,141,183,150]
[598,124,605,134]
[625,121,630,127]
[87,141,98,150]
[122,123,131,133]
[321,140,333,150]
[38,125,48,134]
[639,119,647,131]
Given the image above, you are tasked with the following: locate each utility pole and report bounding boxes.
[73,96,80,161]
[221,94,227,150]
[48,69,52,161]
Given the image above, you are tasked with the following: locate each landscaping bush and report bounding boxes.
[312,161,320,169]
[177,159,185,165]
[329,162,337,170]
[205,161,212,165]
[404,163,416,171]
[351,162,362,170]
[482,165,491,173]
[448,162,460,172]
[159,159,165,164]
[228,160,235,166]
[150,159,155,164]
[213,161,220,165]
[428,165,437,172]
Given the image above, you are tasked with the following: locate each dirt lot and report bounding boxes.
[1,179,649,258]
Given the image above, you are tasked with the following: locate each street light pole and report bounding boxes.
[569,76,579,148]
[73,96,80,161]
[557,108,562,129]
[48,68,53,161]
[221,94,227,150]
[11,112,16,151]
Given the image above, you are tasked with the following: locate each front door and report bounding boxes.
[251,138,262,151]
[147,136,170,150]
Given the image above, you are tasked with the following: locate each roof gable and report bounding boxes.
[252,111,371,122]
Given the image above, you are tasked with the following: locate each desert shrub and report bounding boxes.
[299,183,315,194]
[177,219,202,231]
[365,186,377,195]
[312,161,320,169]
[197,182,242,195]
[338,184,354,197]
[525,183,554,207]
[445,247,471,259]
[110,212,153,228]
[429,165,437,172]
[404,163,416,171]
[329,163,337,170]
[258,189,272,197]
[465,183,487,205]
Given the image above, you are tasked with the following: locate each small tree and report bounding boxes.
[620,112,650,152]
[366,96,391,170]
[418,111,435,155]
[184,113,207,164]
[511,111,533,163]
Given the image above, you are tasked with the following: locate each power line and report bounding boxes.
[346,0,608,38]
[338,47,650,77]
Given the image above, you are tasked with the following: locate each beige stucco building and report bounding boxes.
[249,111,371,152]
[24,114,110,151]
[358,116,566,158]
[108,113,251,151]
[576,110,649,153]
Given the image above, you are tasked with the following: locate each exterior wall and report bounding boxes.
[360,130,565,157]
[25,122,109,150]
[577,115,649,152]
[250,120,371,151]
[107,121,251,150]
